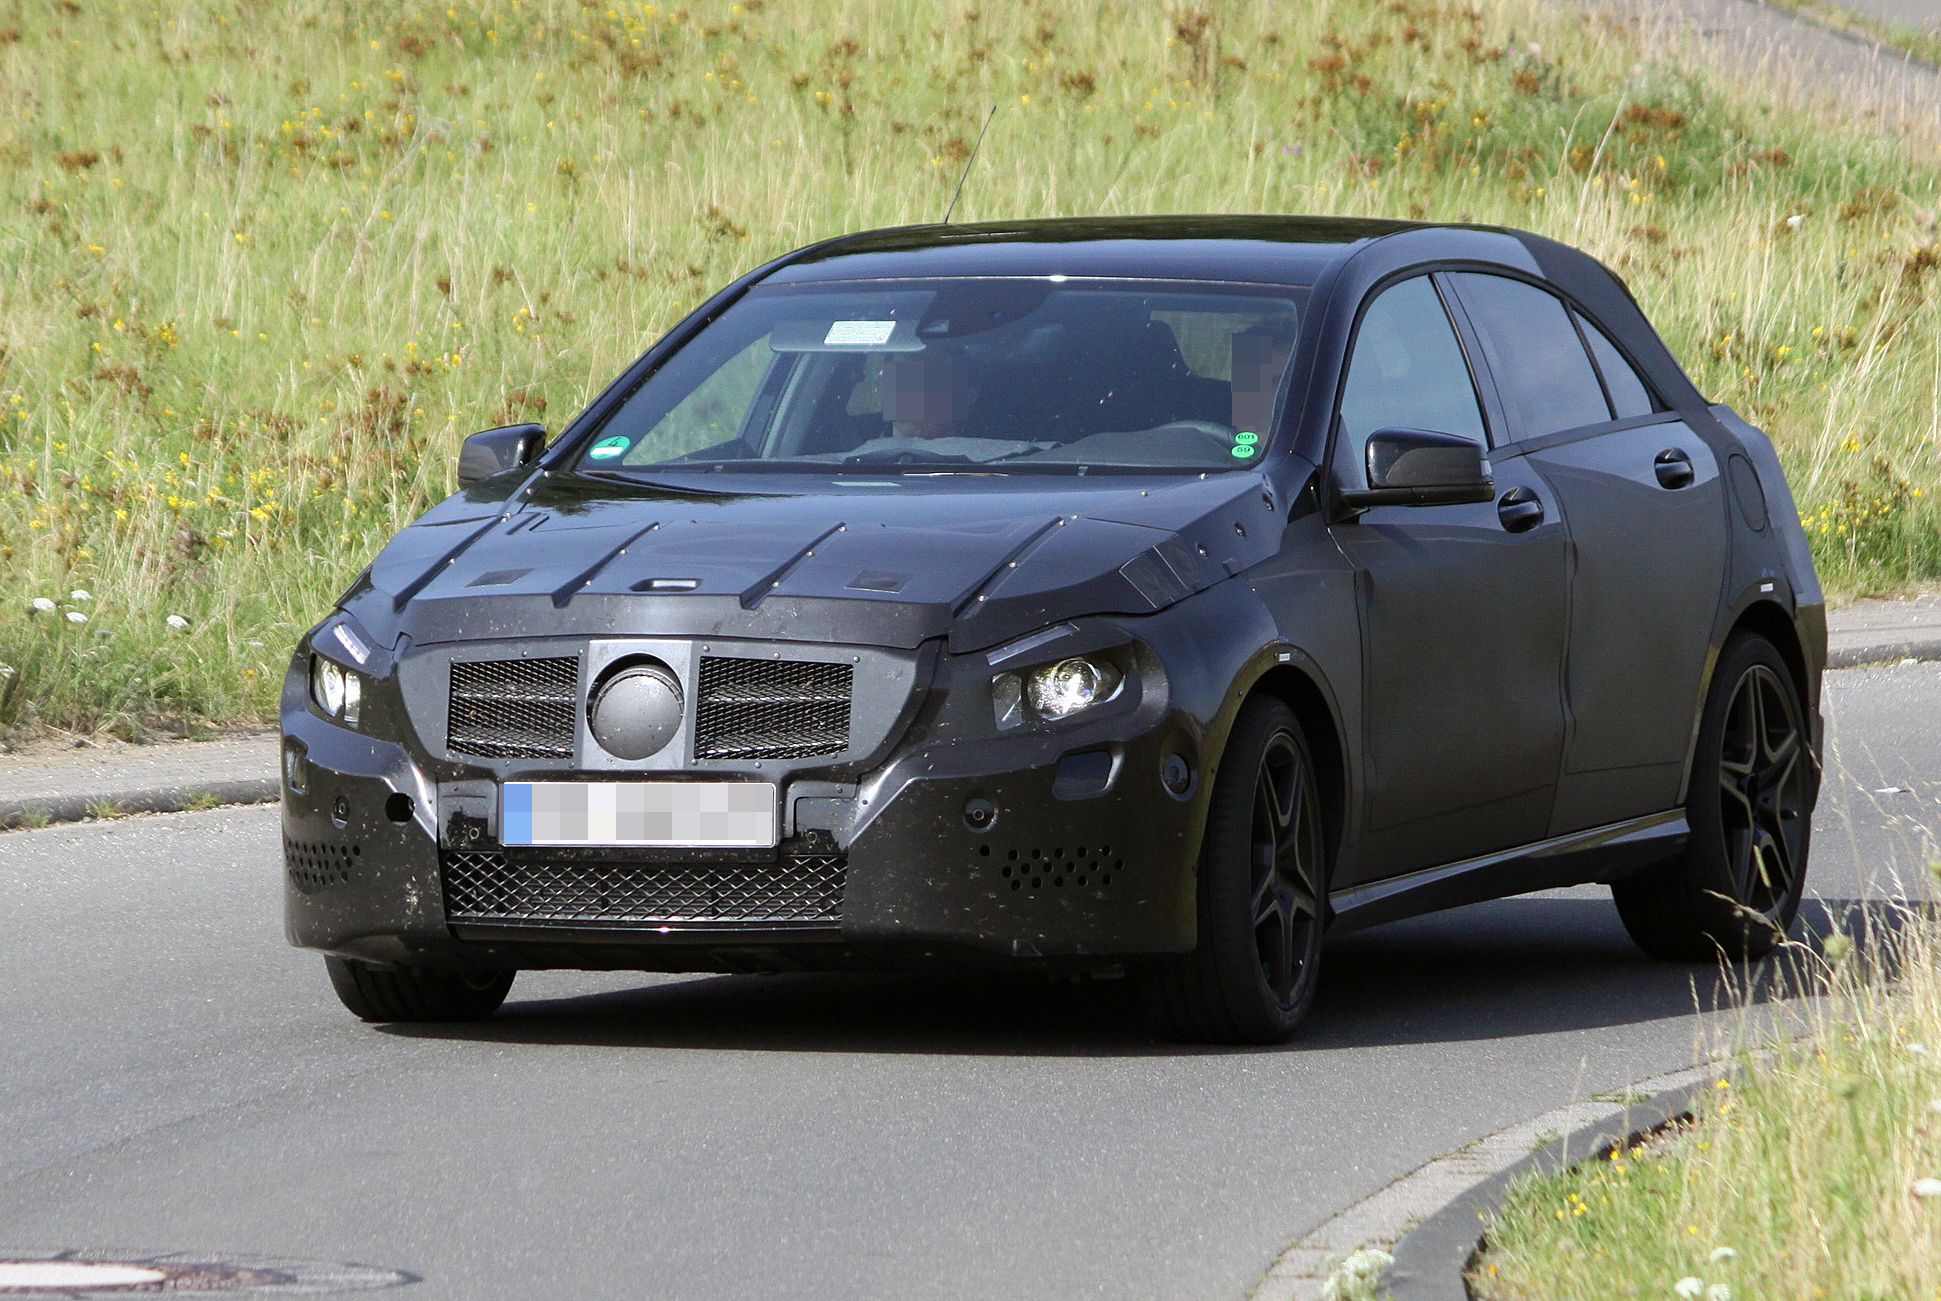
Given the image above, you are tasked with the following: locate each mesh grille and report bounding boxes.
[694,657,853,760]
[442,849,846,926]
[448,656,578,759]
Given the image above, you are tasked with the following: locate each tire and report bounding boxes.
[1141,697,1329,1044]
[324,956,515,1022]
[1613,633,1816,961]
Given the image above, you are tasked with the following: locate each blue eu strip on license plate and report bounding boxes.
[501,781,779,848]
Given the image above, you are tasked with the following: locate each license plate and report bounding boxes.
[501,781,779,848]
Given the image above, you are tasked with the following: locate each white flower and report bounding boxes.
[1706,1285,1732,1301]
[1321,1247,1393,1301]
[65,611,88,624]
[1929,1098,1941,1114]
[1909,1043,1930,1056]
[1674,1279,1706,1299]
[1526,42,1542,57]
[166,614,190,630]
[1785,214,1805,229]
[1708,1247,1738,1264]
[30,597,56,613]
[69,588,92,602]
[1914,1177,1941,1198]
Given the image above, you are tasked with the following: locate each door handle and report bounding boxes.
[1654,447,1695,490]
[1497,486,1544,533]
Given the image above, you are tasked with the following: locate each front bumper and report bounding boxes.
[281,628,1207,973]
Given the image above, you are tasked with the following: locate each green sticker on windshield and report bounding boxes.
[1234,430,1259,444]
[1231,444,1257,459]
[588,435,632,460]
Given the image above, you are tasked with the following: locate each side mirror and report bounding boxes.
[1337,427,1494,511]
[457,423,547,488]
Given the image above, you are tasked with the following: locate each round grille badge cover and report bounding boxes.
[588,659,683,760]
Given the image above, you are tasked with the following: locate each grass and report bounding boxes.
[1764,0,1941,70]
[1474,904,1941,1299]
[2,0,1938,737]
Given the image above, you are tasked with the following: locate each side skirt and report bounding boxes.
[1326,809,1686,935]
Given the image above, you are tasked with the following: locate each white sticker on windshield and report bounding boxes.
[824,319,897,347]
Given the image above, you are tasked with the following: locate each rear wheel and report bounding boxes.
[1613,633,1814,961]
[325,956,514,1022]
[1142,697,1328,1044]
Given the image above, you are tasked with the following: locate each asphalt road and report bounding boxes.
[2,664,1936,1301]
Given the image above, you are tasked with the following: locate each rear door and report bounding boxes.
[1446,273,1729,834]
[1324,274,1571,885]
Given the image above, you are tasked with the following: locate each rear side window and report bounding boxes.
[1338,276,1487,473]
[1449,273,1610,438]
[1575,311,1657,419]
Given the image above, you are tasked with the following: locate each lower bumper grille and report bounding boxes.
[441,849,847,927]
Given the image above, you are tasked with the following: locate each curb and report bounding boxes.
[0,778,280,831]
[1251,1060,1724,1300]
[1826,636,1941,670]
[1382,1077,1715,1299]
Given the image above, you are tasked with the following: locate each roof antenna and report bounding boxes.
[941,105,998,225]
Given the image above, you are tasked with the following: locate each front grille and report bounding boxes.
[693,657,853,760]
[442,849,847,926]
[448,656,578,759]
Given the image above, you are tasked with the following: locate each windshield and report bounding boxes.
[576,278,1308,475]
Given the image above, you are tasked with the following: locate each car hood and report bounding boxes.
[339,467,1296,654]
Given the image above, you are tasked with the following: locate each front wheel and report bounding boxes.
[325,956,515,1022]
[1613,633,1815,961]
[1140,697,1329,1044]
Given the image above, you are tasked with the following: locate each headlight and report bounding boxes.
[309,652,364,726]
[993,654,1125,725]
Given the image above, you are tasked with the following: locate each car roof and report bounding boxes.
[761,215,1430,287]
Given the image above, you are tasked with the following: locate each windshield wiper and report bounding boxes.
[576,468,742,494]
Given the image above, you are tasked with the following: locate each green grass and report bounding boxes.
[2,0,1939,736]
[1474,908,1941,1299]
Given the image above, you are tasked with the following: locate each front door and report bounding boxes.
[1324,275,1571,885]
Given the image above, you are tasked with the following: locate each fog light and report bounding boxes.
[1161,753,1194,798]
[283,741,308,795]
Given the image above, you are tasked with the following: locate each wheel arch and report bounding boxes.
[1725,598,1812,721]
[1240,662,1350,879]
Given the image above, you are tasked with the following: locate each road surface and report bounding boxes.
[1,664,1935,1299]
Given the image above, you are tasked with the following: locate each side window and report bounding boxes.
[1449,273,1610,438]
[1338,276,1487,478]
[1575,311,1657,419]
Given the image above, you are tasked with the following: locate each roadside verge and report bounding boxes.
[0,732,279,830]
[1251,1061,1721,1300]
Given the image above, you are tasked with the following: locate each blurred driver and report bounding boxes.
[1230,322,1299,436]
[883,353,976,439]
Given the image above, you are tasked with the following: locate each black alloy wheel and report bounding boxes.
[1614,634,1815,961]
[1716,663,1811,914]
[1142,696,1329,1044]
[1251,730,1326,1007]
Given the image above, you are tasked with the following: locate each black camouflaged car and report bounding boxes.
[284,216,1824,1043]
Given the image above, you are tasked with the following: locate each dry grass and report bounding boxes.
[1476,895,1941,1299]
[1,0,1937,735]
